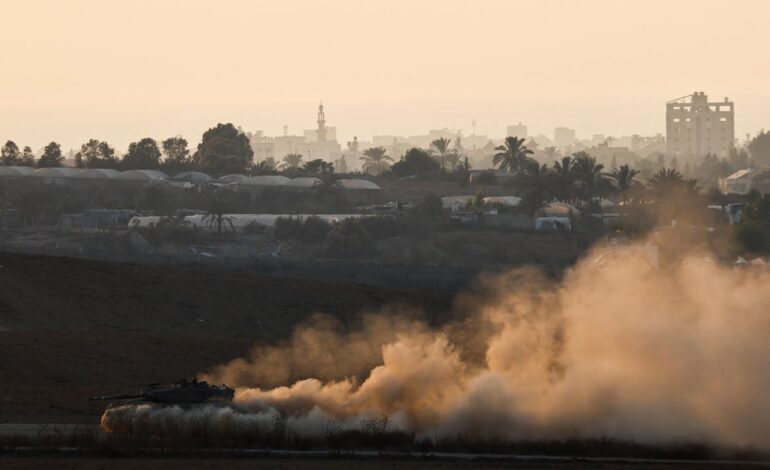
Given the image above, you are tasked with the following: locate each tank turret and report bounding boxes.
[90,377,234,407]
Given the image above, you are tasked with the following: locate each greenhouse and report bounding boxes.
[172,171,213,183]
[115,170,168,181]
[337,179,381,190]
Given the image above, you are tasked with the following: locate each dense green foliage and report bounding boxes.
[324,219,373,257]
[122,138,162,170]
[36,142,64,168]
[391,148,440,177]
[192,123,253,175]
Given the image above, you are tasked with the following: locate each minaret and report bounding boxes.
[317,103,327,142]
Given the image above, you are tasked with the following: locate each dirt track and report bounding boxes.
[0,251,451,423]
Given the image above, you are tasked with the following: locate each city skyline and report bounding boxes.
[1,0,769,150]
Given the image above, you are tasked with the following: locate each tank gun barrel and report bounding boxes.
[89,393,143,401]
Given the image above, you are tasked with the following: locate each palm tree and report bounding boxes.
[313,172,345,203]
[543,146,560,162]
[552,156,574,202]
[204,191,234,237]
[611,164,640,206]
[281,153,303,170]
[360,146,392,175]
[251,158,276,175]
[493,136,533,174]
[648,168,684,186]
[444,151,462,171]
[571,151,611,211]
[514,159,552,216]
[430,138,452,171]
[647,168,701,200]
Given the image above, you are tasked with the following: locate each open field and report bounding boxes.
[3,251,768,467]
[1,456,767,469]
[0,251,451,423]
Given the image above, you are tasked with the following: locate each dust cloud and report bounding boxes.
[105,242,770,448]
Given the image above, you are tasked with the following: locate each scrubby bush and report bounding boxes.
[474,170,496,185]
[242,221,267,235]
[141,216,200,245]
[297,216,332,243]
[358,215,416,240]
[273,216,302,240]
[415,193,444,219]
[273,215,331,243]
[736,222,767,253]
[736,194,770,253]
[324,219,373,258]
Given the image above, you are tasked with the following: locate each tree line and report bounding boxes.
[0,123,254,175]
[491,136,707,218]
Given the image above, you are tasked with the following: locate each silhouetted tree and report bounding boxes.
[543,146,559,162]
[391,148,440,177]
[161,137,191,174]
[572,151,611,211]
[122,138,162,170]
[303,158,334,175]
[21,146,35,166]
[493,136,533,174]
[281,153,303,170]
[204,190,234,237]
[192,123,253,175]
[250,158,277,175]
[313,172,345,203]
[513,159,552,216]
[360,146,392,175]
[75,139,119,169]
[430,137,452,171]
[37,142,64,168]
[648,168,685,194]
[0,141,22,166]
[552,156,575,202]
[324,219,373,258]
[647,167,704,225]
[748,130,770,167]
[445,151,462,171]
[611,164,640,206]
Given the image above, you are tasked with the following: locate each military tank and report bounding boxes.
[89,377,235,409]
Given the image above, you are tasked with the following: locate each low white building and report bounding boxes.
[720,169,755,194]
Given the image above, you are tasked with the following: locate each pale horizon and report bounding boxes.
[1,0,768,152]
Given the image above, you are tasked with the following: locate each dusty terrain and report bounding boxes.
[0,251,451,423]
[1,456,763,469]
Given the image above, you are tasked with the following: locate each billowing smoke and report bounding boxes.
[104,242,770,448]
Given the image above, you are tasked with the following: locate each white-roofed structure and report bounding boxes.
[542,202,580,216]
[284,177,321,189]
[249,175,290,186]
[720,168,756,194]
[115,170,168,181]
[30,167,78,178]
[0,166,34,177]
[441,195,475,210]
[599,198,615,209]
[338,179,381,190]
[483,196,521,207]
[129,213,366,231]
[216,174,251,185]
[73,168,121,179]
[128,216,167,228]
[172,171,213,183]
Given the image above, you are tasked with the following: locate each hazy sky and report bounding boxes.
[1,0,768,151]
